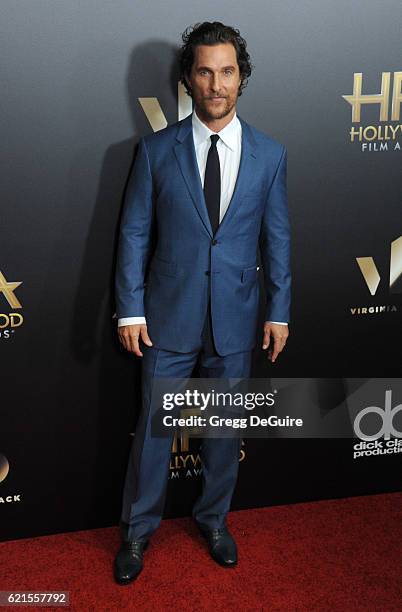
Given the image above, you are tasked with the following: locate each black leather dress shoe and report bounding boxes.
[198,525,238,567]
[113,539,149,585]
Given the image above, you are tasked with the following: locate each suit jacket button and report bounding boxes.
[211,239,218,245]
[205,271,210,276]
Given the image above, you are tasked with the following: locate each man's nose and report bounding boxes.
[211,72,222,92]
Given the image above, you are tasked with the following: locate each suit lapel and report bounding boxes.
[173,112,257,238]
[174,114,213,236]
[216,115,257,237]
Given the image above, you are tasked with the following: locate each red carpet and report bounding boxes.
[1,492,401,611]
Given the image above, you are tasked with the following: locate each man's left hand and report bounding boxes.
[262,322,289,363]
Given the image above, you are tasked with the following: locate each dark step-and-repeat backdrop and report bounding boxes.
[1,1,401,541]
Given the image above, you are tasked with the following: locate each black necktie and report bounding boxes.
[203,134,221,235]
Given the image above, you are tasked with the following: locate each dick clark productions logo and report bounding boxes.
[354,390,402,441]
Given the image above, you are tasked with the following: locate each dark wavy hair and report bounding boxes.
[179,21,253,97]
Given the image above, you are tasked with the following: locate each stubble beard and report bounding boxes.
[195,95,237,123]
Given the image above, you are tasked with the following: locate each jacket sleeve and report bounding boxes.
[115,137,154,318]
[259,145,291,323]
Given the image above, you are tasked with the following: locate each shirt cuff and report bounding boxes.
[267,321,288,325]
[117,317,147,327]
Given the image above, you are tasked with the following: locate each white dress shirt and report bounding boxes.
[118,109,287,327]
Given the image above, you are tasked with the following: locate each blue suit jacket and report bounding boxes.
[115,112,291,356]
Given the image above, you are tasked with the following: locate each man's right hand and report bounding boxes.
[118,324,153,357]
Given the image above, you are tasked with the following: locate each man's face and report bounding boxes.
[186,42,242,122]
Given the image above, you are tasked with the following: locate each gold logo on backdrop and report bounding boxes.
[0,454,10,483]
[139,82,192,132]
[0,453,22,504]
[170,408,202,477]
[169,408,245,478]
[351,236,402,316]
[342,72,402,122]
[0,271,22,308]
[0,270,24,336]
[356,257,381,295]
[356,236,402,295]
[342,72,402,150]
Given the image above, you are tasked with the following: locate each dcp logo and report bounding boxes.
[354,390,402,441]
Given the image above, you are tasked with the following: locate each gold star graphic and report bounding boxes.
[0,271,22,309]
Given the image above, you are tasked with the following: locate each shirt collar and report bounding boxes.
[192,108,240,152]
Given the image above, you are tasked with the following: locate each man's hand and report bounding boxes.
[262,322,289,363]
[118,324,152,357]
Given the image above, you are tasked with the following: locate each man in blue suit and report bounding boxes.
[114,21,291,584]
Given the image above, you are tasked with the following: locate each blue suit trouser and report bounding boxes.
[119,297,253,541]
